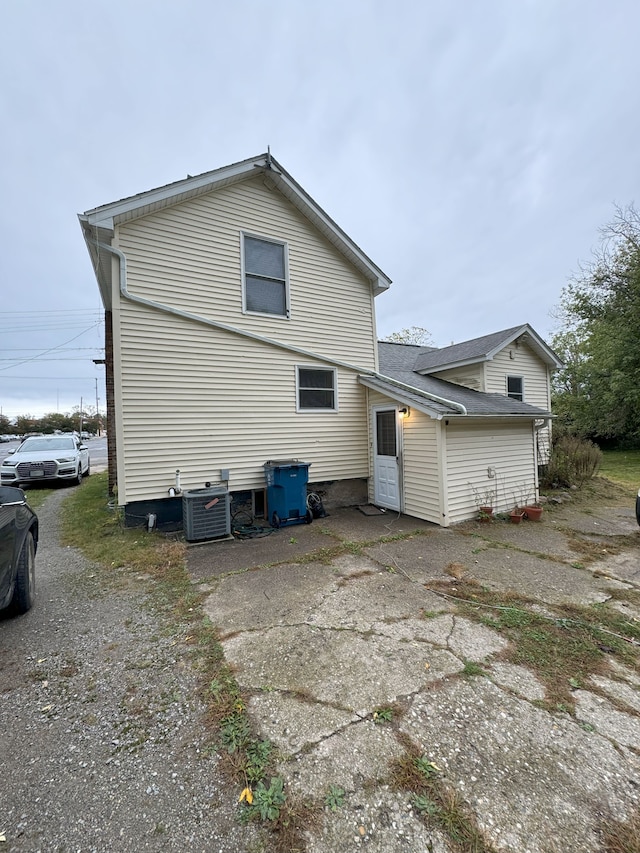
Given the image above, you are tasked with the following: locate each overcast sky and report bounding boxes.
[1,0,639,420]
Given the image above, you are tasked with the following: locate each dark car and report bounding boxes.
[0,486,38,614]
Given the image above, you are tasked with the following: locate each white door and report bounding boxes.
[373,408,400,510]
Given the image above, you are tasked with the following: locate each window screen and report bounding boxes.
[243,235,287,316]
[376,410,397,456]
[507,376,524,401]
[298,368,336,410]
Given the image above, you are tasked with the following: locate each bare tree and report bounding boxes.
[382,326,434,346]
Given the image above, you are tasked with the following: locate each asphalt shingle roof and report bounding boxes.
[373,341,552,418]
[412,326,524,372]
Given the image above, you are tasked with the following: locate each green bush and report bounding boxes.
[541,434,602,488]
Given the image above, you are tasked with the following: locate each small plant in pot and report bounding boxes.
[509,506,525,524]
[469,483,496,521]
[523,503,543,521]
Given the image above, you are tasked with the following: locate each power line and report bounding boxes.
[0,324,102,372]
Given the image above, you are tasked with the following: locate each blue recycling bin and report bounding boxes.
[264,460,312,528]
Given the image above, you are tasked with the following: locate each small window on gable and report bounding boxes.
[507,376,524,401]
[297,367,337,411]
[242,233,288,317]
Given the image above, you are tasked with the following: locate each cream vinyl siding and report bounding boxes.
[485,343,552,462]
[115,306,369,504]
[445,420,537,523]
[402,412,441,524]
[485,343,550,406]
[116,176,377,370]
[431,365,484,391]
[365,390,442,524]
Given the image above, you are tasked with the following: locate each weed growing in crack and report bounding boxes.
[412,793,440,816]
[461,660,485,678]
[425,578,640,712]
[219,711,251,753]
[372,707,394,724]
[241,776,286,822]
[244,739,273,784]
[324,785,346,811]
[390,744,497,853]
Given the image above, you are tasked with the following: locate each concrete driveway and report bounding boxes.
[187,501,640,853]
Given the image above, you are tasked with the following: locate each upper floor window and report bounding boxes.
[242,233,289,317]
[507,376,524,401]
[297,367,337,411]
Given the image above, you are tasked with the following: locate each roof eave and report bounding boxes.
[485,324,564,369]
[416,355,486,376]
[78,216,113,310]
[80,153,392,297]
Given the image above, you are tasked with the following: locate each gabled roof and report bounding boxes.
[367,341,553,418]
[79,152,392,301]
[412,325,563,374]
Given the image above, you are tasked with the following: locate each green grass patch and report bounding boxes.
[60,473,186,581]
[599,450,640,491]
[426,579,640,712]
[23,485,56,511]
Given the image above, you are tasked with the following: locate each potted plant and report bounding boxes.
[509,506,525,524]
[469,484,496,521]
[523,503,543,521]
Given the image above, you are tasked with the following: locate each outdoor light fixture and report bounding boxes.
[399,407,410,418]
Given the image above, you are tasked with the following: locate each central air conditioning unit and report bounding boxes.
[182,486,231,542]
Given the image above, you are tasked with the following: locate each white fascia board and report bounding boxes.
[81,156,265,228]
[269,166,391,295]
[417,355,486,375]
[358,376,449,418]
[80,151,392,296]
[485,324,563,368]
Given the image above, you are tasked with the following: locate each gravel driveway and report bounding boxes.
[0,488,259,853]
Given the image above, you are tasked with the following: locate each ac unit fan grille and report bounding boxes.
[183,488,231,542]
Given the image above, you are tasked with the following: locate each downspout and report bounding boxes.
[92,239,468,416]
[93,241,384,376]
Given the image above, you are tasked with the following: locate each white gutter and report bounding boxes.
[91,239,469,417]
[93,241,381,375]
[365,373,467,415]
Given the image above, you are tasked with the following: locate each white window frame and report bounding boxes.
[296,366,338,412]
[507,375,524,401]
[241,231,290,318]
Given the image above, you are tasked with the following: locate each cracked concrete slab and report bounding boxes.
[574,689,640,749]
[400,678,640,853]
[279,720,403,799]
[364,529,625,605]
[305,789,451,853]
[588,674,640,712]
[222,624,462,714]
[248,692,357,755]
[485,660,547,701]
[192,502,640,853]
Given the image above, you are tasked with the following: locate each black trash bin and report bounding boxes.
[263,460,312,528]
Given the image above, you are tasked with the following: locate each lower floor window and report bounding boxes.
[297,367,337,410]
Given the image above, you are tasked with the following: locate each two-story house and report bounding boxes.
[79,152,561,528]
